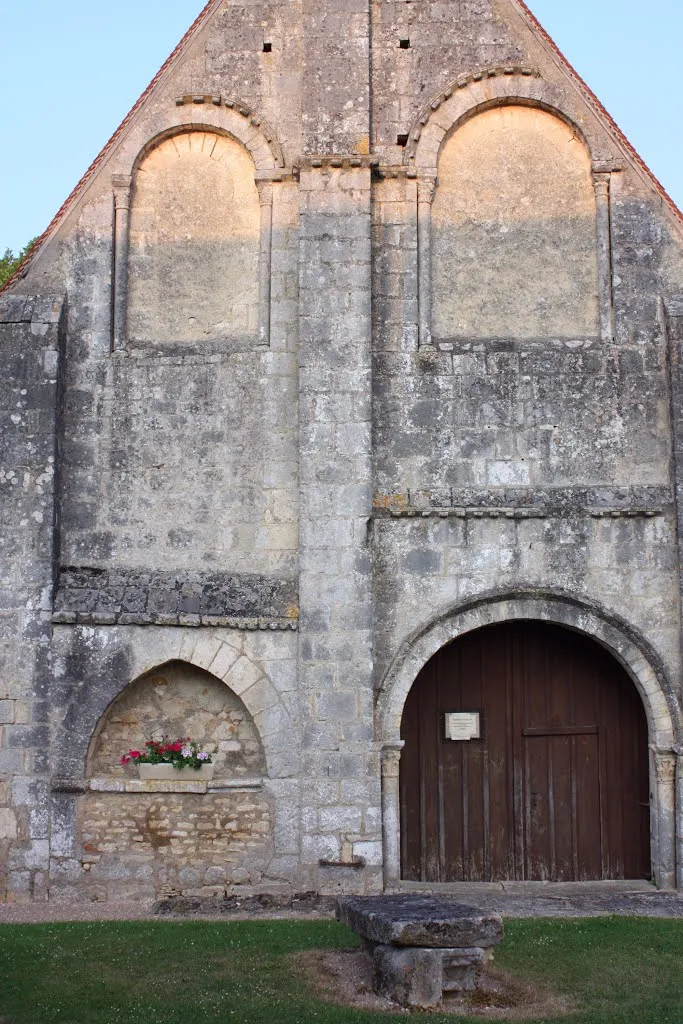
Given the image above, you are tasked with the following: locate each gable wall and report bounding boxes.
[1,0,682,900]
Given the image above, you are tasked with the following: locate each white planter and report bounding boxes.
[137,763,215,782]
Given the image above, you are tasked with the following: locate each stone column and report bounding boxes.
[592,171,615,343]
[417,176,436,348]
[111,174,132,351]
[653,748,677,889]
[381,742,404,888]
[257,181,274,347]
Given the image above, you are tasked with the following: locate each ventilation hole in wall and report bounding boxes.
[399,39,411,49]
[397,134,409,147]
[263,42,272,52]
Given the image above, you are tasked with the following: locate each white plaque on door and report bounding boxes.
[444,712,481,741]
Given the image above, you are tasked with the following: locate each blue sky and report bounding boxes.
[1,1,681,254]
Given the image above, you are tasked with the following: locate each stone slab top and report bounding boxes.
[336,895,504,949]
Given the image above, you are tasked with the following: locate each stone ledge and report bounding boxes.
[297,154,379,171]
[52,611,298,630]
[50,777,265,795]
[373,486,669,521]
[337,895,503,949]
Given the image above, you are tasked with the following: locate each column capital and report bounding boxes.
[257,181,274,207]
[654,748,677,784]
[417,177,437,205]
[112,174,132,210]
[592,171,611,197]
[381,742,405,777]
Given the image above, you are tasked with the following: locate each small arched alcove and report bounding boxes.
[78,661,273,899]
[126,129,261,344]
[399,621,650,883]
[87,660,267,780]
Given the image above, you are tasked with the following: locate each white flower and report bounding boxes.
[181,747,192,758]
[197,751,209,761]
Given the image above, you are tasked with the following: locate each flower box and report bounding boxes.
[138,763,215,782]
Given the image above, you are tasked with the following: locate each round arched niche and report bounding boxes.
[87,660,267,781]
[431,104,600,341]
[126,128,261,345]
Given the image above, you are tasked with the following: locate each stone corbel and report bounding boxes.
[592,168,615,343]
[111,174,132,351]
[417,176,437,349]
[257,181,274,347]
[381,741,405,888]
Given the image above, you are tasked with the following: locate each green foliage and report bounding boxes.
[0,917,680,1024]
[0,238,38,288]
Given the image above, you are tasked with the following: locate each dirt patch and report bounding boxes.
[292,948,575,1019]
[290,949,407,1015]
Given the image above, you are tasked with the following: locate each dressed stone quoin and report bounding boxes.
[1,0,682,903]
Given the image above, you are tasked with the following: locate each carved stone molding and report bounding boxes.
[373,487,667,521]
[296,154,379,172]
[174,94,285,168]
[405,66,541,166]
[381,743,405,779]
[654,750,677,785]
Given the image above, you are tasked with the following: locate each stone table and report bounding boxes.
[336,895,504,1009]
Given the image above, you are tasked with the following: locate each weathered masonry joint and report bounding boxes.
[1,0,683,902]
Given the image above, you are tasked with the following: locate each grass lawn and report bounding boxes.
[0,916,681,1024]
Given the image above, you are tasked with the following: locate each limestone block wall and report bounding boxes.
[373,512,680,692]
[370,0,524,159]
[0,296,64,902]
[78,790,272,900]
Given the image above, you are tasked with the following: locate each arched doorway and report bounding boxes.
[400,621,650,882]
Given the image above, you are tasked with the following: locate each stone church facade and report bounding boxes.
[1,0,682,902]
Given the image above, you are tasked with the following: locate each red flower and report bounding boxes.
[172,742,183,752]
[120,756,130,765]
[129,751,141,759]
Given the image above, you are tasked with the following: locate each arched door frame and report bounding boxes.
[376,592,681,890]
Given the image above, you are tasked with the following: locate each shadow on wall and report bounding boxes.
[75,661,273,901]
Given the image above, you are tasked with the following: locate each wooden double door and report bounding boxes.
[400,622,650,882]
